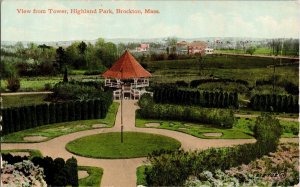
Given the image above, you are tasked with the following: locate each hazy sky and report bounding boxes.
[1,0,299,41]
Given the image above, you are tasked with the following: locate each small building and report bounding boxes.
[136,44,150,52]
[205,48,214,54]
[102,50,152,100]
[187,41,207,55]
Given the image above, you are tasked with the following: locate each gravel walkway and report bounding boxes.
[2,100,298,187]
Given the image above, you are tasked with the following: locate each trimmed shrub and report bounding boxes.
[42,104,49,125]
[87,100,94,119]
[153,86,238,109]
[94,99,101,119]
[75,101,81,120]
[2,109,9,135]
[68,101,75,121]
[65,157,79,186]
[19,107,26,130]
[12,108,21,132]
[138,103,234,128]
[56,103,63,123]
[36,105,44,126]
[250,94,298,113]
[81,100,88,120]
[61,102,69,122]
[49,103,56,124]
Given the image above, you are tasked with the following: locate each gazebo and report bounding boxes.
[102,50,152,100]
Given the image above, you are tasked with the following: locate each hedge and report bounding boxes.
[153,86,238,108]
[138,103,235,128]
[250,94,298,113]
[145,114,282,186]
[2,154,78,187]
[1,97,112,135]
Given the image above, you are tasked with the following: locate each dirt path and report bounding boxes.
[2,100,299,187]
[235,114,299,122]
[1,91,53,96]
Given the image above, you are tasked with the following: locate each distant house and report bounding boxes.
[176,41,189,54]
[187,41,207,55]
[176,41,188,47]
[205,48,214,54]
[136,44,150,52]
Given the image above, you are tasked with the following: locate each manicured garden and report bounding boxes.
[136,114,299,186]
[2,102,119,143]
[66,132,181,159]
[78,166,103,187]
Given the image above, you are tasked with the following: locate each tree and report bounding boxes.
[246,47,256,55]
[7,76,20,92]
[78,41,87,55]
[56,47,66,71]
[253,113,282,151]
[63,67,68,83]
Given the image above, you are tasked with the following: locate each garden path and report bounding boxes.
[2,100,299,187]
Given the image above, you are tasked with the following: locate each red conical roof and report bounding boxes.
[102,50,152,79]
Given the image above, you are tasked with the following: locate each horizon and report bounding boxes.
[1,0,299,42]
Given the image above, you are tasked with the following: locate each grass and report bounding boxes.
[2,94,49,108]
[66,132,181,159]
[1,149,43,158]
[2,102,119,143]
[136,117,253,139]
[136,115,298,139]
[78,166,103,187]
[136,165,149,186]
[1,75,103,92]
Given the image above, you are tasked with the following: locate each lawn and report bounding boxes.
[1,75,103,92]
[2,94,49,108]
[136,165,148,186]
[136,118,253,139]
[136,116,298,139]
[2,102,119,143]
[78,166,103,187]
[66,132,181,159]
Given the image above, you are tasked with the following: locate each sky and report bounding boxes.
[1,0,300,41]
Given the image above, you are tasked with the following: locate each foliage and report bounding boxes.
[63,67,68,82]
[3,154,79,187]
[253,113,282,152]
[1,160,47,187]
[6,76,21,92]
[185,143,299,187]
[2,102,119,143]
[144,114,283,186]
[138,103,235,128]
[78,166,103,187]
[246,46,256,55]
[2,98,112,135]
[138,93,154,108]
[49,81,109,101]
[153,86,239,108]
[249,94,298,113]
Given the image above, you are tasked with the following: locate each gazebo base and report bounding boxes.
[113,89,153,100]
